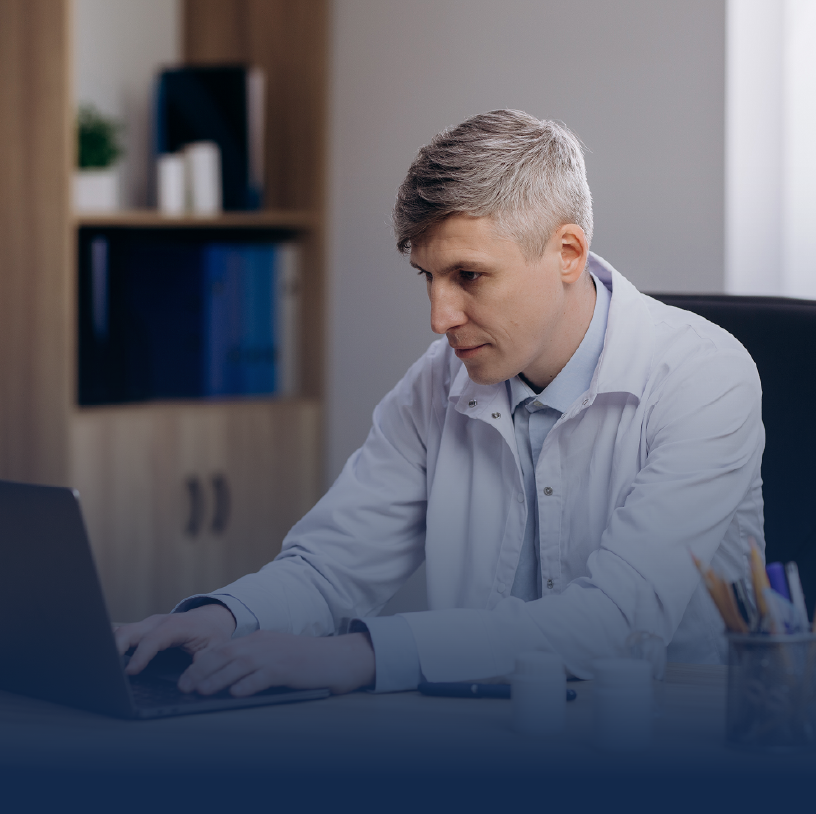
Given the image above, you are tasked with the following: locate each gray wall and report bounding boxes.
[326,0,727,483]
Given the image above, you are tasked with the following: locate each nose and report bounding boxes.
[429,281,467,335]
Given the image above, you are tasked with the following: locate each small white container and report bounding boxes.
[157,153,186,215]
[511,651,566,735]
[592,658,652,751]
[74,168,119,212]
[184,141,222,215]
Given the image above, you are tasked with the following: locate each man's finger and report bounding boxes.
[178,647,244,694]
[229,669,278,698]
[125,623,190,675]
[113,617,160,656]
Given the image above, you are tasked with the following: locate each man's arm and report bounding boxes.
[115,604,376,695]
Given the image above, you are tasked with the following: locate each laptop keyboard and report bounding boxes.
[128,674,305,708]
[129,676,209,707]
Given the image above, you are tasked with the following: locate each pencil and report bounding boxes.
[691,553,748,633]
[749,538,771,619]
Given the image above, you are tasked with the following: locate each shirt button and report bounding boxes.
[491,412,501,419]
[516,492,524,503]
[547,579,554,589]
[497,581,507,593]
[582,399,589,406]
[468,399,477,407]
[533,400,543,407]
[543,486,553,496]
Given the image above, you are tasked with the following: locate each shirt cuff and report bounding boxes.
[172,593,260,639]
[351,615,423,693]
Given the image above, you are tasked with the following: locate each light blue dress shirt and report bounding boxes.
[178,272,610,692]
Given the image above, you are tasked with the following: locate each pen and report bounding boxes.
[785,562,809,628]
[765,562,791,601]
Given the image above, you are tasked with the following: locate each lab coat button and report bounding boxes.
[497,581,507,593]
[468,400,477,407]
[547,579,554,589]
[582,399,589,406]
[491,412,501,419]
[543,486,553,496]
[516,492,524,503]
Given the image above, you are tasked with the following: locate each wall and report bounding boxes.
[73,0,180,207]
[326,0,727,484]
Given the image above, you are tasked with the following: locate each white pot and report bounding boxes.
[74,168,119,212]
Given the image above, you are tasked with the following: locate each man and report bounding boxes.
[116,110,764,697]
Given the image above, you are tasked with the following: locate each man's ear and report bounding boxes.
[558,224,589,284]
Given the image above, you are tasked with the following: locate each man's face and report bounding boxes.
[410,214,585,388]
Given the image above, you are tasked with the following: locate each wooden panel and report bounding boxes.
[71,400,321,622]
[0,0,72,485]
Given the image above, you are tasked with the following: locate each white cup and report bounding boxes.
[157,153,186,215]
[511,651,566,735]
[592,658,652,751]
[184,141,222,215]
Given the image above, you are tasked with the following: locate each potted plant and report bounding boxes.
[74,105,124,212]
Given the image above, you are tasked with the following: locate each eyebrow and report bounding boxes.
[409,259,493,276]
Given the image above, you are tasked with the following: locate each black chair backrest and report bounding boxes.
[650,293,816,615]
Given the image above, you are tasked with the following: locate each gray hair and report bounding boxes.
[393,109,593,260]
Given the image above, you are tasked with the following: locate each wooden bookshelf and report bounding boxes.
[74,209,318,230]
[0,0,328,621]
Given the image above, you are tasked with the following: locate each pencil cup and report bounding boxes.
[511,652,566,735]
[726,633,816,752]
[592,658,652,751]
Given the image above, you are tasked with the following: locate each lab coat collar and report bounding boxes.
[586,253,653,401]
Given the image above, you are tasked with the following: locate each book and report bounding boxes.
[155,65,265,210]
[121,239,205,400]
[275,242,301,397]
[202,243,277,396]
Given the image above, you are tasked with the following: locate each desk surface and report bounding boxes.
[0,662,809,781]
[4,660,816,814]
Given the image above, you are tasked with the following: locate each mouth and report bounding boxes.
[451,343,487,360]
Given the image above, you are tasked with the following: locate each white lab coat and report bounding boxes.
[218,254,764,680]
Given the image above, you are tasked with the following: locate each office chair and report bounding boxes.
[651,293,816,616]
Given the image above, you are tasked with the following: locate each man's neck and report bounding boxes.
[522,272,597,390]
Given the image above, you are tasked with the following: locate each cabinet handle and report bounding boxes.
[211,473,230,535]
[185,476,204,537]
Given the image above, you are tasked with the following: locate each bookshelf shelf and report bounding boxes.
[74,209,318,230]
[74,394,321,417]
[0,0,328,622]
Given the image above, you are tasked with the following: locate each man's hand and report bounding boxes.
[114,603,237,675]
[177,630,375,696]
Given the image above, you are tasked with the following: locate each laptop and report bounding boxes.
[0,479,329,718]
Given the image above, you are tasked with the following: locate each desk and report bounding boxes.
[0,664,812,811]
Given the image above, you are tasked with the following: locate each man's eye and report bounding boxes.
[460,271,481,283]
[417,270,432,282]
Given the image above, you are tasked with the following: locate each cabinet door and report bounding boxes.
[71,400,321,622]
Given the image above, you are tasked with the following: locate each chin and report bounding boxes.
[464,365,508,387]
